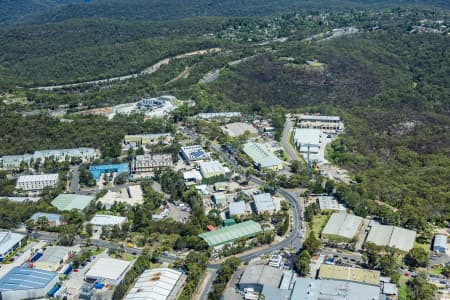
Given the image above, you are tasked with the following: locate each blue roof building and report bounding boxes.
[0,267,58,300]
[89,163,129,180]
[433,234,447,253]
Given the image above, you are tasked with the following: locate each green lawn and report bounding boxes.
[311,214,330,238]
[398,276,409,300]
[82,246,105,256]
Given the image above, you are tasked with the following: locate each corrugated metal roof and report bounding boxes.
[254,193,276,212]
[243,143,281,168]
[366,224,416,252]
[199,221,262,247]
[322,213,363,240]
[0,267,57,291]
[51,194,94,211]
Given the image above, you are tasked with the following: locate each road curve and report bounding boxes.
[198,176,303,300]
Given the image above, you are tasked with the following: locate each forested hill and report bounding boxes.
[8,0,450,26]
[0,0,88,25]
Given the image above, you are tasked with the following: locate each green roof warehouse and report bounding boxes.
[199,220,263,248]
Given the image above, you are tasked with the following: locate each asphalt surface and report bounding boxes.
[69,165,80,193]
[198,175,304,300]
[281,118,300,161]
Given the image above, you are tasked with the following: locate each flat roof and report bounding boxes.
[318,265,380,286]
[229,201,247,216]
[89,163,129,180]
[322,212,363,240]
[199,160,226,176]
[180,145,208,161]
[85,258,131,281]
[254,193,276,212]
[0,232,25,256]
[366,224,416,252]
[36,246,68,266]
[221,122,258,137]
[16,174,58,183]
[243,142,281,168]
[291,278,380,300]
[51,194,95,211]
[0,267,57,291]
[239,265,284,289]
[293,128,321,146]
[90,214,127,226]
[317,195,345,211]
[125,268,185,300]
[299,115,341,121]
[30,212,61,223]
[199,220,262,247]
[434,234,447,249]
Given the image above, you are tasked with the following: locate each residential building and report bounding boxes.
[253,193,277,214]
[180,145,208,162]
[297,114,344,132]
[198,220,263,248]
[89,163,129,180]
[433,234,447,254]
[30,212,63,227]
[0,232,26,261]
[85,258,131,285]
[243,142,283,171]
[0,267,58,300]
[321,212,364,241]
[125,268,187,300]
[131,154,173,176]
[0,154,33,169]
[51,194,95,211]
[34,246,70,272]
[366,224,416,252]
[16,174,59,191]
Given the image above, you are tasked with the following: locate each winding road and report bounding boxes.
[198,175,303,300]
[32,48,221,91]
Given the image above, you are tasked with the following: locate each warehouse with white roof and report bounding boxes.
[253,193,277,214]
[293,128,322,154]
[366,224,416,252]
[243,142,283,171]
[90,214,127,227]
[85,257,131,285]
[125,268,186,300]
[198,160,229,183]
[322,212,364,241]
[16,174,59,191]
[0,231,26,261]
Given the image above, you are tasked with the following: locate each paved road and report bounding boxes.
[198,175,303,300]
[33,48,221,90]
[69,165,80,193]
[281,117,300,161]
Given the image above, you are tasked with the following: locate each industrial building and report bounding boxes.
[1,147,97,170]
[228,201,248,216]
[124,133,172,147]
[290,278,380,300]
[212,192,227,208]
[136,96,172,111]
[98,186,144,209]
[198,160,229,183]
[199,220,263,248]
[293,128,322,154]
[297,114,344,132]
[85,257,131,285]
[253,193,277,214]
[131,154,173,176]
[321,212,364,241]
[316,195,346,211]
[183,170,203,185]
[16,173,59,191]
[0,267,58,300]
[125,268,187,300]
[238,265,285,293]
[51,193,95,211]
[34,246,70,272]
[30,212,63,227]
[243,142,283,171]
[433,234,447,253]
[0,231,26,261]
[221,122,258,137]
[197,112,241,119]
[318,265,380,286]
[90,214,127,227]
[180,145,209,162]
[89,163,129,180]
[365,224,416,252]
